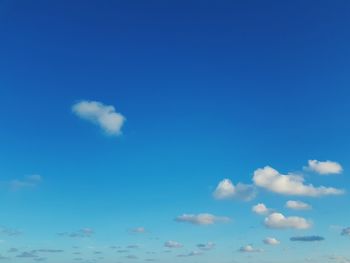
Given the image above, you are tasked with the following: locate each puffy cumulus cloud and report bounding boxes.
[9,174,42,191]
[164,241,183,249]
[341,227,350,236]
[286,200,311,210]
[263,237,280,245]
[290,236,324,242]
[264,213,311,230]
[306,160,343,175]
[253,166,344,197]
[72,100,125,135]
[213,179,256,201]
[175,213,230,225]
[239,245,263,253]
[196,242,215,251]
[252,203,272,215]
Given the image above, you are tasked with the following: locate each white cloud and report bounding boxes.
[164,241,183,248]
[252,203,272,215]
[72,100,125,135]
[252,166,344,197]
[131,227,145,234]
[263,237,280,245]
[264,212,311,229]
[286,200,311,210]
[306,160,343,175]
[175,213,230,225]
[239,245,263,253]
[213,179,256,201]
[10,174,42,190]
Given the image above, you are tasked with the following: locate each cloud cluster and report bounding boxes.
[175,213,230,225]
[264,213,311,229]
[286,200,311,210]
[253,166,344,197]
[306,160,343,175]
[72,100,125,135]
[213,179,256,201]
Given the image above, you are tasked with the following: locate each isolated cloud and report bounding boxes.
[9,174,42,191]
[175,213,230,225]
[264,213,311,229]
[130,227,146,234]
[286,200,311,210]
[252,203,272,215]
[72,100,125,135]
[213,179,256,201]
[253,166,344,197]
[290,236,324,242]
[177,251,203,257]
[164,241,183,248]
[341,227,350,236]
[306,160,343,175]
[239,245,263,253]
[263,237,280,245]
[197,242,215,251]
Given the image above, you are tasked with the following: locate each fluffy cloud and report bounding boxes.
[290,236,324,242]
[264,213,311,229]
[341,227,350,236]
[213,179,256,201]
[252,203,272,215]
[263,237,280,245]
[253,166,344,197]
[286,200,311,210]
[10,174,42,191]
[197,242,215,251]
[306,160,343,175]
[175,213,230,225]
[239,245,263,253]
[72,100,125,135]
[164,241,183,248]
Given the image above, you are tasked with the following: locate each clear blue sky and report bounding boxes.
[0,0,349,262]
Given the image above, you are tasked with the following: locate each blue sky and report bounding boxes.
[0,0,350,262]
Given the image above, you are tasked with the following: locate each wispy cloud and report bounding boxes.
[290,236,325,242]
[72,100,125,135]
[175,213,230,225]
[286,200,311,210]
[9,174,42,191]
[58,228,94,238]
[164,241,183,248]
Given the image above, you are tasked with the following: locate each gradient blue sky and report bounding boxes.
[0,0,350,262]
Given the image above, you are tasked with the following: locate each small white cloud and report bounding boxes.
[264,213,311,229]
[286,200,311,210]
[306,160,343,175]
[253,166,344,197]
[72,100,125,135]
[252,203,272,215]
[164,241,183,248]
[175,213,230,225]
[239,245,263,253]
[263,237,280,245]
[213,179,256,201]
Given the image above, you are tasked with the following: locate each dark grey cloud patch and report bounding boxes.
[290,236,325,242]
[341,227,350,236]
